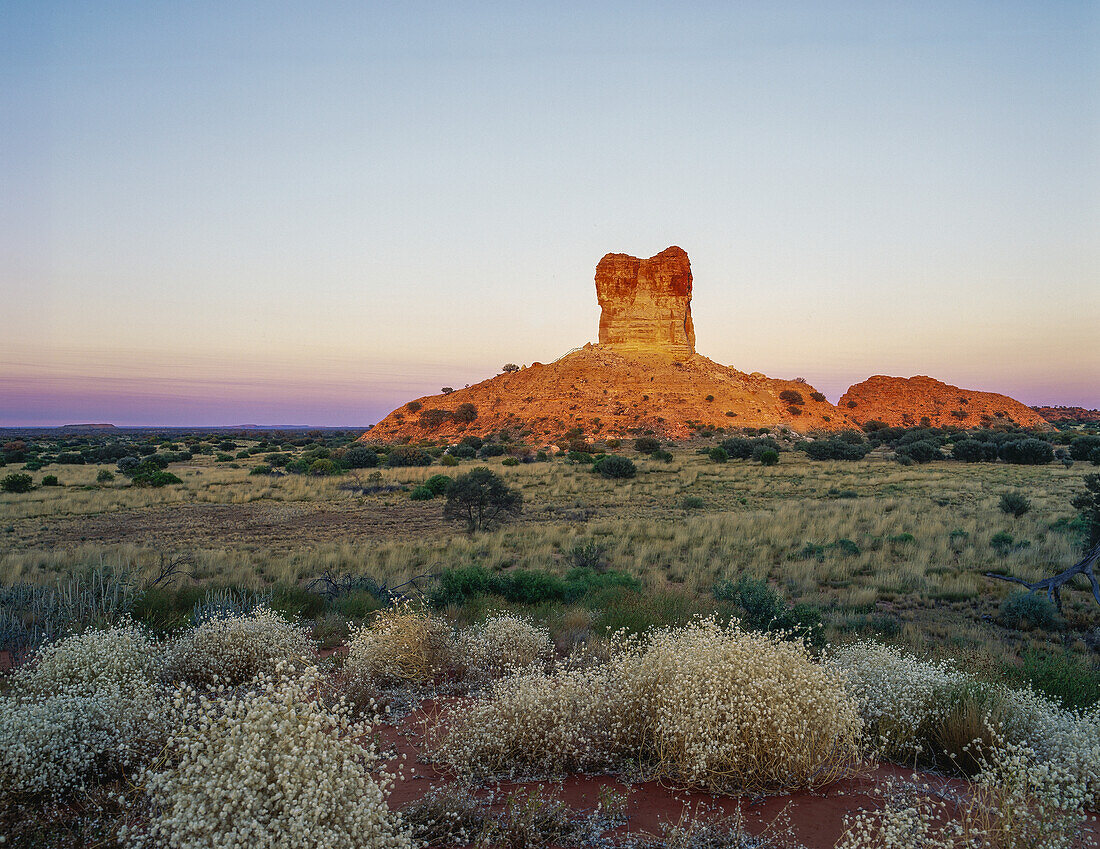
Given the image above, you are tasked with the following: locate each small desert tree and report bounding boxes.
[443,467,522,533]
[501,363,520,373]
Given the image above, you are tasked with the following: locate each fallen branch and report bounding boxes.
[986,543,1100,613]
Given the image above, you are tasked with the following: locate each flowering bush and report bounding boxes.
[165,605,315,686]
[827,640,962,761]
[830,640,1100,810]
[128,665,412,848]
[0,623,167,799]
[837,734,1093,849]
[434,618,863,794]
[456,612,554,680]
[344,602,455,689]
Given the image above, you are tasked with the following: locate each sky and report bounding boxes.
[2,1,1098,426]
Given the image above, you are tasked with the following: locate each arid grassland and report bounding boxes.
[2,426,1099,848]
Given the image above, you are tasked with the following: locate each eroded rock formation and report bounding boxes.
[596,246,695,358]
[839,376,1050,430]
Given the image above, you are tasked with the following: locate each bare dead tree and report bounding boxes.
[148,552,194,587]
[986,543,1100,614]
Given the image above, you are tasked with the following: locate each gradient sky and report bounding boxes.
[2,1,1098,426]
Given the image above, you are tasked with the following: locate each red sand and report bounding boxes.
[374,701,971,849]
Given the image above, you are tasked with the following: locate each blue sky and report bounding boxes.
[2,1,1097,425]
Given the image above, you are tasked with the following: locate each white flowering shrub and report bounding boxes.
[827,640,963,760]
[16,621,164,695]
[838,734,1093,849]
[456,612,554,680]
[829,640,1100,809]
[128,665,412,849]
[344,601,455,688]
[430,666,629,779]
[434,618,863,794]
[165,605,315,686]
[0,623,168,800]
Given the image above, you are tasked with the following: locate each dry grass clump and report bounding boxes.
[344,601,455,688]
[434,618,863,794]
[430,666,629,779]
[621,617,863,793]
[127,665,412,849]
[165,605,315,686]
[456,612,554,681]
[0,623,168,800]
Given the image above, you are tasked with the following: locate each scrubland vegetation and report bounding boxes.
[1,421,1099,846]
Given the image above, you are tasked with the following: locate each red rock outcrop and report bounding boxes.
[839,376,1050,430]
[366,344,858,443]
[1031,406,1100,424]
[596,246,695,358]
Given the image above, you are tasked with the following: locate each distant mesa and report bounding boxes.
[61,423,119,432]
[364,247,1051,445]
[839,376,1050,430]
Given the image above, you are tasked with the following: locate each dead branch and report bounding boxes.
[986,543,1100,613]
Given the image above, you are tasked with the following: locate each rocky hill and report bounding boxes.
[838,376,1050,430]
[1031,406,1100,424]
[365,247,859,444]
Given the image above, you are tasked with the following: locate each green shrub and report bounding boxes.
[652,449,674,462]
[131,470,182,488]
[681,495,705,509]
[386,446,433,467]
[269,584,327,620]
[309,458,338,476]
[754,447,779,466]
[998,491,1031,518]
[1018,649,1100,710]
[990,531,1017,556]
[440,453,459,467]
[896,440,941,463]
[342,445,378,468]
[285,459,309,474]
[998,592,1061,631]
[779,389,803,405]
[804,439,870,461]
[442,467,522,532]
[708,447,729,463]
[409,485,435,500]
[41,474,60,486]
[501,456,519,466]
[215,452,234,462]
[250,464,273,476]
[1000,438,1054,465]
[479,443,505,458]
[592,454,636,479]
[453,402,478,423]
[633,436,661,454]
[423,474,453,496]
[567,450,593,464]
[96,469,115,483]
[952,439,998,462]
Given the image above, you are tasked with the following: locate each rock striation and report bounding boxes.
[839,376,1050,430]
[596,246,695,358]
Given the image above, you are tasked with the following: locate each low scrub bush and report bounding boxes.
[592,454,636,479]
[343,602,455,689]
[134,666,412,849]
[165,606,315,687]
[456,613,554,680]
[434,618,862,794]
[999,592,1061,631]
[0,623,167,800]
[1,472,33,493]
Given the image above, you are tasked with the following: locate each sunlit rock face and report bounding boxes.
[595,246,695,358]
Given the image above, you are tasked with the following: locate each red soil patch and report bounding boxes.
[371,699,1039,849]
